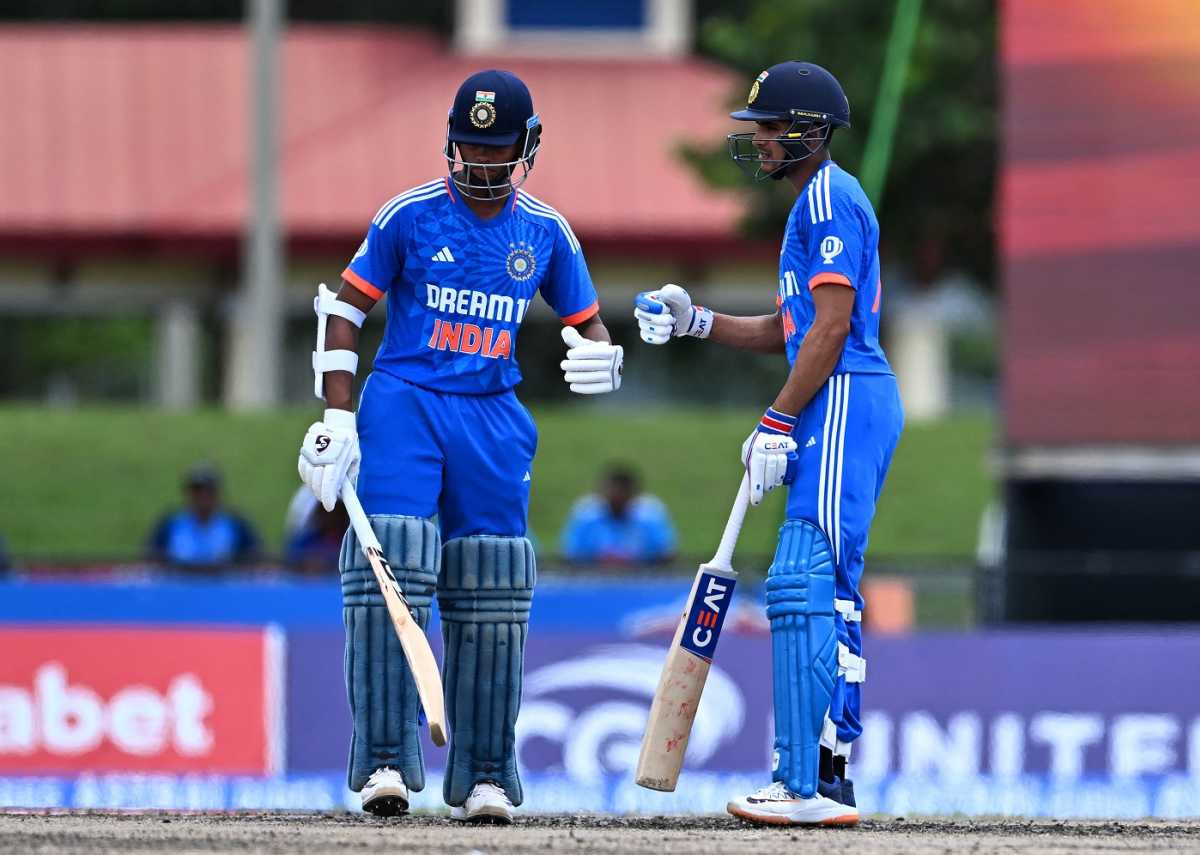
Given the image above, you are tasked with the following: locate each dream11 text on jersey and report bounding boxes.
[424,284,530,360]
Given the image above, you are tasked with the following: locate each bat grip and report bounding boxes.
[707,474,751,572]
[340,481,382,554]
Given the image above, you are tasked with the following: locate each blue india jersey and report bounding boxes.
[777,162,893,375]
[343,177,600,395]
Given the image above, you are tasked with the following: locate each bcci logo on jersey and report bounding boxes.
[506,242,537,282]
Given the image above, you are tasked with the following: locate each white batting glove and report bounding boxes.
[741,408,800,506]
[298,408,361,512]
[560,326,623,394]
[634,283,713,345]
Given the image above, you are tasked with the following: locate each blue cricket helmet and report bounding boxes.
[448,69,538,147]
[731,61,850,127]
[444,69,542,200]
[727,61,850,181]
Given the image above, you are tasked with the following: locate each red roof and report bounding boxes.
[0,25,747,257]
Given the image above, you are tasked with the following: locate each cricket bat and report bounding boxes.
[341,482,448,747]
[636,474,751,791]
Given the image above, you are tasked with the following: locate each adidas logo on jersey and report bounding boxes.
[806,436,817,448]
[431,247,456,263]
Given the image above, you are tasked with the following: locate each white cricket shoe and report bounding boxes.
[727,780,859,827]
[449,782,514,825]
[361,767,408,817]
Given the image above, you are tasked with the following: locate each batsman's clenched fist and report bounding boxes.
[742,408,800,506]
[634,283,713,344]
[298,408,361,512]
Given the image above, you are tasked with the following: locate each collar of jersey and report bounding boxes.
[448,179,518,229]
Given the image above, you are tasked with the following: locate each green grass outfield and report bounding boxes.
[0,406,992,562]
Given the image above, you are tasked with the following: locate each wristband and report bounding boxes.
[686,306,714,339]
[758,407,796,436]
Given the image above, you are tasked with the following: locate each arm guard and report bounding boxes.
[312,282,366,399]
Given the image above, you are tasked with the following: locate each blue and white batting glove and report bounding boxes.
[634,284,713,345]
[742,408,800,506]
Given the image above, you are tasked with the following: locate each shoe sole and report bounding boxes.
[727,803,859,827]
[362,795,409,817]
[450,807,513,825]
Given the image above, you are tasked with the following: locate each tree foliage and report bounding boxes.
[692,0,996,282]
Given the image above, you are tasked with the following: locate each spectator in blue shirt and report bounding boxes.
[560,465,677,566]
[147,463,260,571]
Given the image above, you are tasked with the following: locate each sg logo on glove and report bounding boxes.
[299,410,361,512]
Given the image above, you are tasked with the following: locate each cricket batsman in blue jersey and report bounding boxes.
[296,70,623,823]
[636,61,903,826]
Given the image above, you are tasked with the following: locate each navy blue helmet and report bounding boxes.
[728,61,850,181]
[445,69,542,199]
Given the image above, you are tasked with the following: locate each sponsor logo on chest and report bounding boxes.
[418,231,543,361]
[423,285,527,360]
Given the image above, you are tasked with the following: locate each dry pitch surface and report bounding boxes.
[0,812,1198,854]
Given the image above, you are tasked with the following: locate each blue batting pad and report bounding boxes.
[341,515,440,792]
[439,535,536,807]
[766,519,837,798]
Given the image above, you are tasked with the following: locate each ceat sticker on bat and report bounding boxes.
[679,572,736,663]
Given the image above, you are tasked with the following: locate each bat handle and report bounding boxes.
[706,474,751,572]
[340,481,382,554]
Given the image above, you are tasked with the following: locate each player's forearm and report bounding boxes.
[322,316,360,412]
[708,312,786,354]
[771,318,849,416]
[575,313,611,344]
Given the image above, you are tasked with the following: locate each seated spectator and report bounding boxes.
[147,463,260,571]
[560,465,677,566]
[284,485,348,576]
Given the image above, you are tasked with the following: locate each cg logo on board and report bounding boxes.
[516,644,745,782]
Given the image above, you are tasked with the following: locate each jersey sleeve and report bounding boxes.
[539,216,600,326]
[804,183,866,291]
[342,212,406,301]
